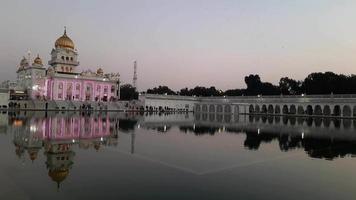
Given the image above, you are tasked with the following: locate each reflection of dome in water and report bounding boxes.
[55,28,75,50]
[94,143,100,151]
[48,169,69,189]
[28,149,39,161]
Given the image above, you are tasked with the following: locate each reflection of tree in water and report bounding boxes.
[243,131,275,150]
[181,115,356,160]
[179,126,220,135]
[119,119,138,132]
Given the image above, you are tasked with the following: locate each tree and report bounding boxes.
[147,86,176,95]
[279,77,303,95]
[120,84,138,100]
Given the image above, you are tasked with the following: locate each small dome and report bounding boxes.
[33,54,43,65]
[97,68,104,75]
[55,28,75,50]
[20,57,29,67]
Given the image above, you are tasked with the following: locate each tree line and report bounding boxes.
[120,72,356,100]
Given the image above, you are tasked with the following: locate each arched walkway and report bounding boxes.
[234,105,239,114]
[282,105,289,114]
[267,105,274,114]
[297,106,304,115]
[224,105,231,113]
[209,105,215,113]
[314,105,322,115]
[195,105,201,112]
[255,105,260,113]
[343,105,352,117]
[275,105,281,114]
[261,105,267,113]
[333,105,341,116]
[249,105,254,113]
[202,104,208,112]
[290,105,296,114]
[323,105,331,116]
[306,105,313,115]
[217,105,223,113]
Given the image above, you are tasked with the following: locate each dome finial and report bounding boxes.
[64,26,67,35]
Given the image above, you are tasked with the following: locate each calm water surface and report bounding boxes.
[1,111,356,199]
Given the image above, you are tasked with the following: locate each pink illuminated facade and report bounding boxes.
[15,29,120,102]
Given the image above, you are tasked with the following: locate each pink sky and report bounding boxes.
[1,0,356,91]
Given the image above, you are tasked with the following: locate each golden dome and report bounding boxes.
[97,68,104,75]
[33,54,43,65]
[48,169,69,188]
[55,28,75,50]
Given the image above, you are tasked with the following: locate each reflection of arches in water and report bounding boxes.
[354,119,356,129]
[255,105,260,113]
[333,105,341,116]
[202,113,208,121]
[290,105,296,114]
[343,119,351,129]
[333,119,341,128]
[306,105,313,115]
[216,114,223,122]
[343,105,352,117]
[224,115,231,123]
[195,114,201,121]
[290,117,296,125]
[255,115,260,122]
[268,116,273,124]
[315,118,322,127]
[282,117,288,125]
[314,105,322,115]
[195,105,201,112]
[209,105,215,113]
[268,105,274,114]
[224,105,231,113]
[261,105,267,113]
[282,105,289,114]
[209,114,215,122]
[217,105,223,113]
[297,117,304,125]
[261,116,267,123]
[275,105,281,114]
[323,118,331,127]
[249,105,254,113]
[275,116,280,123]
[353,106,356,117]
[297,106,304,115]
[306,117,313,126]
[323,105,331,116]
[249,115,254,122]
[202,105,208,112]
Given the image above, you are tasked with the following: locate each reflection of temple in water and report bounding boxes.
[11,113,119,189]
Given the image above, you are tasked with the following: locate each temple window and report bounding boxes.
[104,86,108,93]
[111,85,115,93]
[97,85,101,92]
[70,57,73,61]
[61,56,64,60]
[66,57,69,61]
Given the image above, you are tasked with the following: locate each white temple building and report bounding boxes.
[13,28,120,105]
